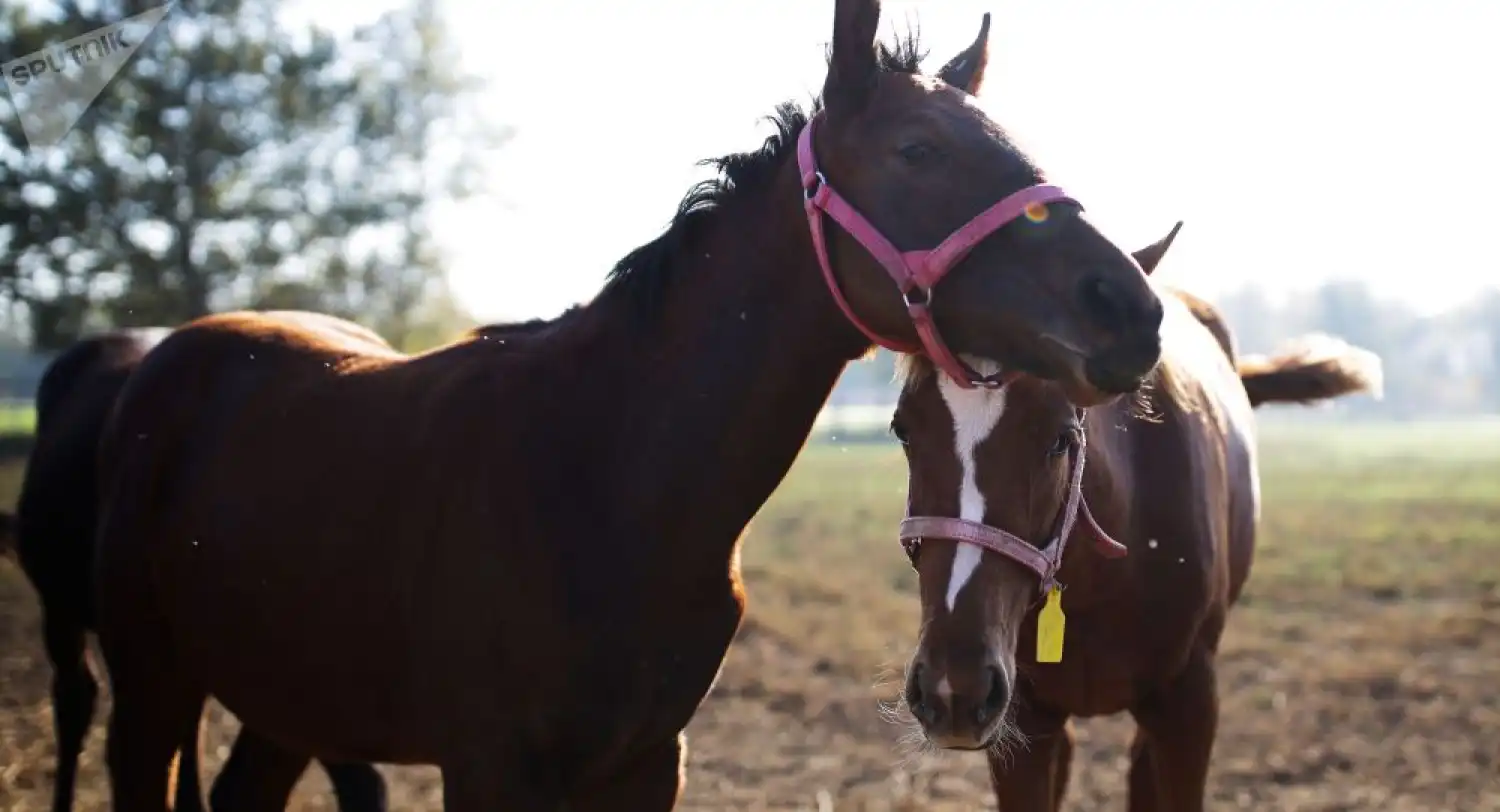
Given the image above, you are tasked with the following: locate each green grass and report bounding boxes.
[0,403,35,436]
[1249,420,1500,601]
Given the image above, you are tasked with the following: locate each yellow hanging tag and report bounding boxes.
[1036,585,1066,663]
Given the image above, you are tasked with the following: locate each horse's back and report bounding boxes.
[1131,287,1259,640]
[98,310,413,563]
[106,311,402,453]
[1164,285,1238,365]
[158,310,399,367]
[100,311,399,493]
[1163,288,1260,602]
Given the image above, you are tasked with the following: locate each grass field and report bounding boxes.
[0,402,36,436]
[1,420,1497,810]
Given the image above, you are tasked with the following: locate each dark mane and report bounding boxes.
[600,30,927,316]
[466,305,584,342]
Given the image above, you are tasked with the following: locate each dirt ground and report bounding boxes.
[2,426,1499,810]
[2,576,1497,811]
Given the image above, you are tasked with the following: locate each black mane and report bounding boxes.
[600,31,927,315]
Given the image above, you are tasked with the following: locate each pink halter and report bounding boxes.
[797,113,1079,390]
[897,413,1128,594]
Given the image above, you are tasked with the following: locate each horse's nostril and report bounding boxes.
[976,665,1009,725]
[906,663,943,727]
[1080,276,1130,333]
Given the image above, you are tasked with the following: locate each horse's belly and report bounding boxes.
[161,543,443,763]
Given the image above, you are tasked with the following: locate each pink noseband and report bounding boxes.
[898,412,1128,594]
[797,113,1078,390]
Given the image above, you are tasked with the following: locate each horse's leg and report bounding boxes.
[97,553,205,812]
[1049,719,1075,812]
[567,733,686,812]
[986,700,1069,812]
[102,664,207,812]
[1126,727,1159,812]
[42,609,98,812]
[172,702,207,812]
[1130,651,1219,812]
[207,727,311,812]
[321,761,388,812]
[214,735,390,812]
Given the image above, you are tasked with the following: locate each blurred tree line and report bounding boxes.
[1213,281,1500,419]
[0,0,505,353]
[835,280,1500,421]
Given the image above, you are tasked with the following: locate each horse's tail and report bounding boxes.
[0,510,13,556]
[1237,333,1384,408]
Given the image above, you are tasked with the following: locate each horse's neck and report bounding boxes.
[581,174,868,575]
[1060,407,1136,595]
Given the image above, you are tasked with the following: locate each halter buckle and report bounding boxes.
[802,171,827,202]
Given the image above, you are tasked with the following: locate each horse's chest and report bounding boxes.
[1017,606,1143,717]
[1016,569,1212,717]
[575,581,746,766]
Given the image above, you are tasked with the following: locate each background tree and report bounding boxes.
[0,0,507,351]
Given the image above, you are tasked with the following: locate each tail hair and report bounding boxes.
[1237,333,1384,408]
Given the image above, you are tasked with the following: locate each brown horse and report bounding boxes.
[6,327,388,812]
[0,506,13,555]
[94,4,1171,809]
[891,245,1384,810]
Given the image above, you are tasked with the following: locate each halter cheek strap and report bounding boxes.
[898,410,1128,594]
[796,114,1078,390]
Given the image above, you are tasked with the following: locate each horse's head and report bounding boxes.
[888,228,1179,750]
[891,373,1083,749]
[808,0,1169,405]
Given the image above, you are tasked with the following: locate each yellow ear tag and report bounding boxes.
[1036,585,1065,663]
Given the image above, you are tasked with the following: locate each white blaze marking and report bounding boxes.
[937,360,1008,611]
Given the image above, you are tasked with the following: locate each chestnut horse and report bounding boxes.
[6,327,388,812]
[4,316,563,812]
[891,255,1384,809]
[94,3,1171,809]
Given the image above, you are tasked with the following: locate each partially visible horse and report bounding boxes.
[0,506,13,555]
[7,326,387,812]
[93,3,1173,809]
[890,245,1383,810]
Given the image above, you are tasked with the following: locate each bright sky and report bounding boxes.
[324,0,1500,323]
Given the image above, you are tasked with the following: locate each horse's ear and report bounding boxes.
[937,12,991,96]
[1132,221,1185,276]
[822,0,882,116]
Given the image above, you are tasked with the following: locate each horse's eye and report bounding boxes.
[890,419,910,445]
[1047,428,1077,458]
[897,142,934,165]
